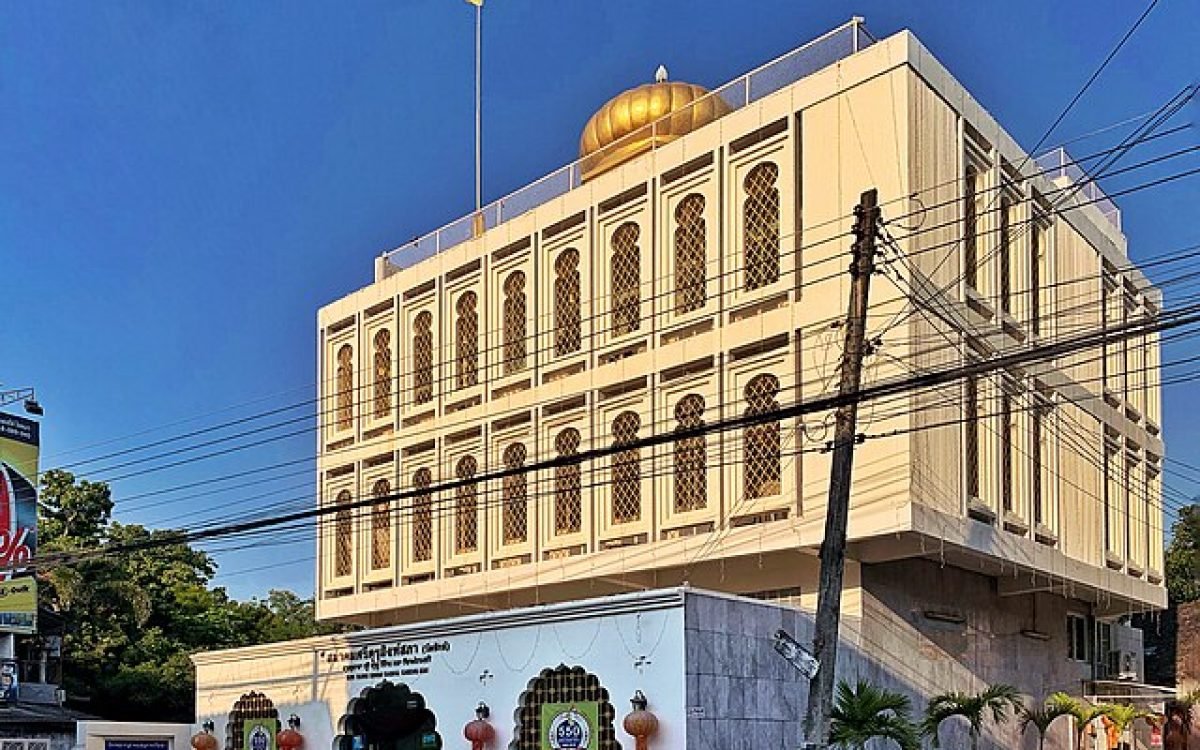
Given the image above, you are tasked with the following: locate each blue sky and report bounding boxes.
[1,1,1198,600]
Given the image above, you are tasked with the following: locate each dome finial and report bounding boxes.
[655,65,668,83]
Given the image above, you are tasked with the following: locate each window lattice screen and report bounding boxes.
[674,193,707,314]
[554,428,583,535]
[373,328,392,418]
[999,196,1012,313]
[503,271,528,374]
[456,292,479,389]
[743,162,780,291]
[965,376,980,499]
[413,312,434,405]
[503,443,528,544]
[963,165,979,289]
[673,394,707,512]
[513,665,619,750]
[554,249,582,356]
[335,344,354,431]
[743,373,782,499]
[226,691,280,750]
[455,455,479,553]
[610,222,641,336]
[411,468,433,562]
[611,411,641,524]
[334,489,353,577]
[371,478,391,570]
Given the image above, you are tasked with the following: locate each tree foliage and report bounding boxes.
[1135,502,1200,686]
[923,684,1023,750]
[1166,504,1200,604]
[37,470,341,721]
[1047,693,1112,750]
[829,679,920,750]
[1018,697,1073,750]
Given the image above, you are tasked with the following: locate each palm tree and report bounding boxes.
[1103,703,1153,750]
[923,683,1024,750]
[828,679,920,750]
[1047,693,1110,750]
[1019,699,1073,750]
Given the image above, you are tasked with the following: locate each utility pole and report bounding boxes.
[802,188,880,750]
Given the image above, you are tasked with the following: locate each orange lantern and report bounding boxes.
[191,721,218,750]
[622,691,658,750]
[464,703,495,750]
[277,715,303,750]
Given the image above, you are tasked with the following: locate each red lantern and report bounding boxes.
[464,703,495,750]
[278,714,303,750]
[623,691,658,750]
[191,722,218,750]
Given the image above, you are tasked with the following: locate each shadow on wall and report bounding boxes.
[858,558,1097,750]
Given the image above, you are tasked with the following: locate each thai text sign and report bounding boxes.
[0,414,38,584]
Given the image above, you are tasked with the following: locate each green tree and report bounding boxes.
[1047,693,1111,750]
[1018,698,1073,750]
[828,678,920,750]
[1165,505,1200,603]
[923,684,1023,750]
[1135,503,1200,685]
[1103,704,1153,750]
[37,470,338,721]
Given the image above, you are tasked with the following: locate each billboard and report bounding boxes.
[0,578,36,634]
[0,413,38,582]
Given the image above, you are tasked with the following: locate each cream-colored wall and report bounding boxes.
[897,55,1165,598]
[312,30,1166,624]
[76,723,193,750]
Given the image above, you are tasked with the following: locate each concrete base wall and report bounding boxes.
[862,559,1094,750]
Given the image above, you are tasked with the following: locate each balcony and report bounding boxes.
[379,18,875,276]
[1034,146,1122,230]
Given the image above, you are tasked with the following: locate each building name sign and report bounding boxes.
[105,741,170,750]
[320,641,452,682]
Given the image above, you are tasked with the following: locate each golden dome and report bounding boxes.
[579,71,732,181]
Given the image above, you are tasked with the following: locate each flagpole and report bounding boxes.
[474,1,482,216]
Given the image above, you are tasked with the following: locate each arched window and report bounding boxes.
[674,194,707,314]
[554,249,581,356]
[611,411,641,524]
[454,455,478,553]
[412,468,433,562]
[610,222,641,335]
[512,665,619,750]
[674,394,707,513]
[744,374,782,499]
[743,162,780,291]
[226,692,280,750]
[456,292,479,389]
[373,329,392,419]
[370,478,391,570]
[503,271,527,374]
[413,312,433,405]
[334,489,353,577]
[554,428,582,535]
[502,443,528,544]
[335,344,353,431]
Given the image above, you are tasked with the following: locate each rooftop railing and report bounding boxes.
[381,18,875,273]
[1033,147,1122,231]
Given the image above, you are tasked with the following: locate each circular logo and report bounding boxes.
[547,708,590,750]
[249,726,270,750]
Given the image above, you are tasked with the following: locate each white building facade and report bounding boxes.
[195,20,1166,750]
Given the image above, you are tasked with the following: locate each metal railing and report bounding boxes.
[381,18,875,273]
[1033,147,1122,231]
